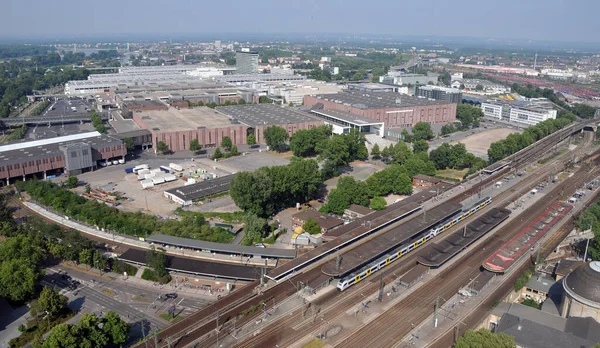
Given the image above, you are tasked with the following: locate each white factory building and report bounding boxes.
[481,98,557,127]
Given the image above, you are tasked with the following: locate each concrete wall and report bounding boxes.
[303,96,456,128]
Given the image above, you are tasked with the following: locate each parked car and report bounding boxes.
[165,293,178,299]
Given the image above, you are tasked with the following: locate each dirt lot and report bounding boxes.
[450,128,521,158]
[324,161,386,193]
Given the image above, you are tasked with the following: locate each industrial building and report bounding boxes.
[0,131,125,184]
[379,73,439,86]
[213,74,306,84]
[236,50,259,74]
[133,106,247,152]
[415,85,463,103]
[133,104,323,152]
[451,78,511,94]
[347,83,403,93]
[303,90,457,129]
[250,80,344,105]
[215,104,323,143]
[163,174,235,206]
[309,108,384,137]
[481,98,557,126]
[64,65,235,95]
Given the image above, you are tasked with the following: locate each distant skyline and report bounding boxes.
[3,0,600,45]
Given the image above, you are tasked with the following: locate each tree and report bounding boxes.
[322,176,369,214]
[43,324,82,348]
[78,313,109,347]
[211,148,223,160]
[123,137,135,153]
[102,311,129,345]
[475,84,484,91]
[370,196,386,211]
[457,104,483,129]
[146,247,169,278]
[0,259,39,302]
[230,144,239,156]
[84,183,91,194]
[244,214,269,244]
[79,249,92,268]
[381,146,390,161]
[156,141,169,154]
[189,138,202,154]
[390,141,413,165]
[401,128,413,142]
[264,126,289,152]
[33,286,67,318]
[412,122,434,141]
[441,124,456,135]
[66,176,78,189]
[412,139,429,154]
[247,133,256,146]
[303,218,322,235]
[290,130,315,157]
[318,135,350,168]
[221,136,232,150]
[453,328,515,348]
[344,128,368,160]
[230,170,274,217]
[370,143,381,158]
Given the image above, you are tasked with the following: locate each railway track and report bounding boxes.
[334,149,600,348]
[229,134,594,348]
[7,123,595,347]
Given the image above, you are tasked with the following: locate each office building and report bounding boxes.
[415,85,463,103]
[481,98,557,126]
[236,51,259,74]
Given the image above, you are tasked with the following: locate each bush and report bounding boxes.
[141,268,171,284]
[110,259,137,276]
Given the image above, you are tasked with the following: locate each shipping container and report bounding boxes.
[159,166,172,173]
[164,174,177,182]
[132,164,149,174]
[152,177,165,185]
[140,180,154,189]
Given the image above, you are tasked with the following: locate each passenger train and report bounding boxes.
[336,197,492,291]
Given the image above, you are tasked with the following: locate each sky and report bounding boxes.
[2,0,600,43]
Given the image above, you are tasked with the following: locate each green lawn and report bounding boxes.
[159,313,185,323]
[436,168,469,181]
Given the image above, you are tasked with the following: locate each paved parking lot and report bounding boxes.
[70,151,290,217]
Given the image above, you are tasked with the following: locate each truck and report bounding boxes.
[124,167,135,174]
[169,163,183,172]
[159,166,172,174]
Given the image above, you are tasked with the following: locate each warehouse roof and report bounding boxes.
[216,104,320,127]
[0,132,122,166]
[146,234,297,259]
[164,175,235,202]
[311,90,450,109]
[136,106,234,131]
[310,109,384,126]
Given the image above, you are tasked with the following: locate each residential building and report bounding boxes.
[481,98,557,126]
[235,51,259,74]
[415,85,463,103]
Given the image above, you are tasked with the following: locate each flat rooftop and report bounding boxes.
[164,175,235,202]
[146,234,296,259]
[0,131,122,166]
[216,104,320,127]
[312,90,451,109]
[310,109,384,125]
[136,106,234,131]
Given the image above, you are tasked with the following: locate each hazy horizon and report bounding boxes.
[3,0,600,46]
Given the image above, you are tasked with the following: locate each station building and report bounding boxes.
[0,131,125,185]
[303,90,457,129]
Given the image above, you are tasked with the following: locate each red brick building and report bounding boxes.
[304,90,457,129]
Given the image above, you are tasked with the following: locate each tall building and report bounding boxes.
[481,98,557,126]
[415,85,463,103]
[236,50,259,74]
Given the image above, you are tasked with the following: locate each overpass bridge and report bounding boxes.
[0,113,109,128]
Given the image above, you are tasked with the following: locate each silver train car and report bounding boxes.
[337,197,492,291]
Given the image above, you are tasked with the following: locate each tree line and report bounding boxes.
[576,200,600,261]
[187,99,247,108]
[511,83,597,119]
[487,117,572,164]
[16,180,234,243]
[90,109,106,134]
